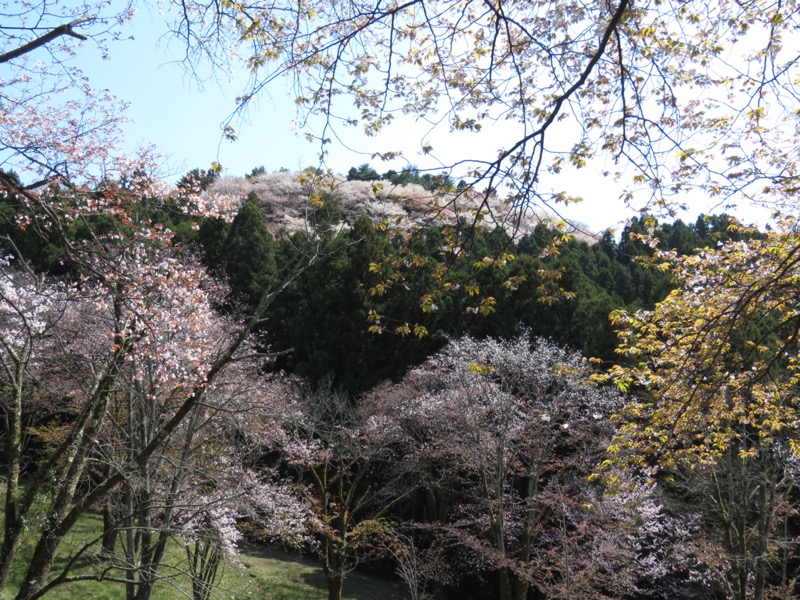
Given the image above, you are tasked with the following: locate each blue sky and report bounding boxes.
[79,7,323,179]
[69,7,635,232]
[84,6,459,179]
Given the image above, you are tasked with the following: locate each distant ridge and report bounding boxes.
[211,172,600,244]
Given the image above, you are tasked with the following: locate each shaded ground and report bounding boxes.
[1,510,407,600]
[238,544,407,600]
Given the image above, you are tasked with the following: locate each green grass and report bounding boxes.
[1,512,407,599]
[235,545,406,600]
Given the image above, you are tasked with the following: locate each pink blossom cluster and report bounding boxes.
[0,263,72,369]
[0,1,134,184]
[95,245,224,394]
[171,456,310,556]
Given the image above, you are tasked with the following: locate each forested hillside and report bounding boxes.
[191,171,757,392]
[4,2,800,600]
[2,167,787,600]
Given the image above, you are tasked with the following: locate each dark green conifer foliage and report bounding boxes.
[268,216,437,393]
[0,193,68,274]
[346,163,380,181]
[246,165,267,179]
[188,196,770,395]
[176,167,217,191]
[196,217,231,275]
[221,194,277,309]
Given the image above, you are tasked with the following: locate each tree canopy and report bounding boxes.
[170,0,800,220]
[3,2,800,599]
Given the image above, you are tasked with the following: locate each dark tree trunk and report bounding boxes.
[101,504,118,556]
[326,573,344,600]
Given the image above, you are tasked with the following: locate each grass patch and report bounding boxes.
[236,544,406,600]
[1,512,406,599]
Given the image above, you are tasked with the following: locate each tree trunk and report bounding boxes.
[133,402,203,600]
[322,539,345,600]
[101,504,118,556]
[15,526,61,600]
[17,341,128,600]
[0,371,25,590]
[188,539,222,600]
[511,470,538,600]
[326,573,344,600]
[0,518,21,591]
[512,577,529,600]
[498,567,513,600]
[752,471,777,600]
[124,480,137,600]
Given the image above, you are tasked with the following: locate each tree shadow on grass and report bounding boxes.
[239,544,407,600]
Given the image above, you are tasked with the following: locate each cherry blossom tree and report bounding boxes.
[0,197,326,600]
[0,1,134,188]
[0,5,325,599]
[373,334,723,598]
[596,474,716,600]
[266,380,412,600]
[382,334,635,600]
[83,254,239,600]
[0,97,317,600]
[124,367,307,600]
[0,262,76,587]
[0,174,332,600]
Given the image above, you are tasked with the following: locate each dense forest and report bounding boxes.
[0,167,793,600]
[198,172,756,394]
